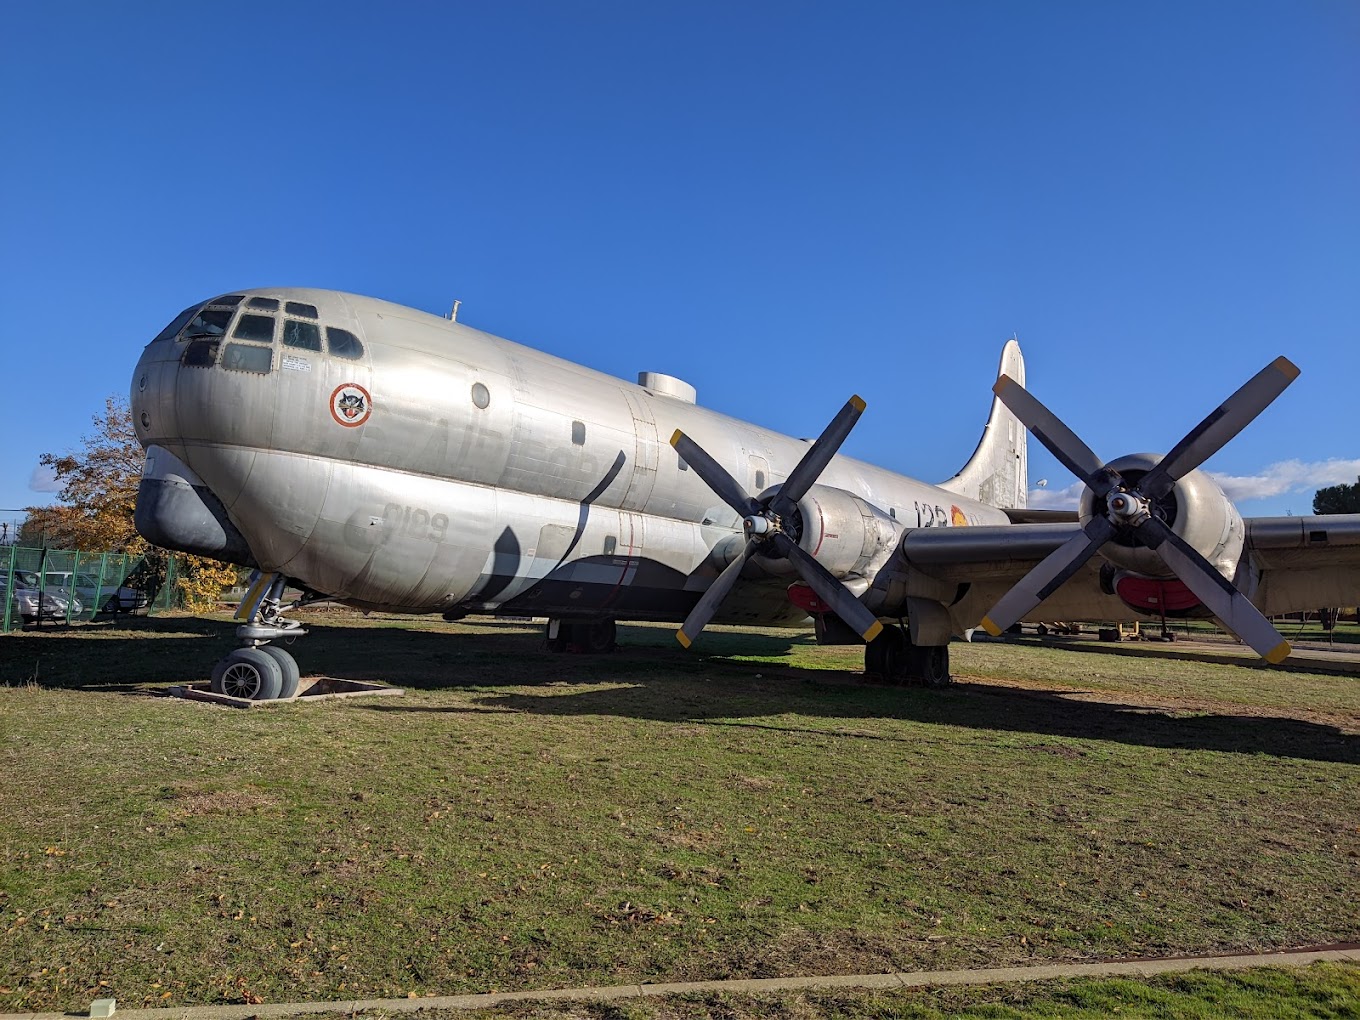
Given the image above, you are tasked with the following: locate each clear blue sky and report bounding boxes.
[3,1,1356,530]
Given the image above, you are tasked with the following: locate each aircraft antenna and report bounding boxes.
[449,299,461,322]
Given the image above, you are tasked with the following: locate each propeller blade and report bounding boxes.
[769,395,866,517]
[992,375,1117,494]
[670,430,762,518]
[1139,519,1291,663]
[771,532,883,643]
[1139,356,1300,499]
[676,539,758,648]
[979,516,1116,636]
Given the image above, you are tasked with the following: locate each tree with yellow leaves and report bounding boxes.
[26,398,239,611]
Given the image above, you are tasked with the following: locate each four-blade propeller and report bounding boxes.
[672,396,884,648]
[980,357,1299,663]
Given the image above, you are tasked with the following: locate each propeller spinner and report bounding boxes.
[979,357,1299,663]
[671,396,884,648]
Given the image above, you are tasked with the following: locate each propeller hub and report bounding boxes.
[1107,490,1152,526]
[743,514,776,536]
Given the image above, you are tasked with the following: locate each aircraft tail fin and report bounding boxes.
[938,339,1028,509]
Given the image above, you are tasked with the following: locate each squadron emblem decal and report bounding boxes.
[329,383,372,427]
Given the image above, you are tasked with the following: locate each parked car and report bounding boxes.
[2,570,83,624]
[38,570,149,614]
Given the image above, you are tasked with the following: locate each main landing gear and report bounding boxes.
[211,571,307,701]
[863,623,951,686]
[545,617,617,654]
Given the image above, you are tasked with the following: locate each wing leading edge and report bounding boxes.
[894,513,1360,633]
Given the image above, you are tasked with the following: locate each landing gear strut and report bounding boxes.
[210,571,306,701]
[545,618,617,654]
[864,623,950,686]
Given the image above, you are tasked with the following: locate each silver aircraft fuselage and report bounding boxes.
[132,288,1009,624]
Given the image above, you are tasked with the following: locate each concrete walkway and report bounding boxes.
[6,947,1358,1020]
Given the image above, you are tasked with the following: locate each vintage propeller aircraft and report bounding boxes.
[131,288,1360,699]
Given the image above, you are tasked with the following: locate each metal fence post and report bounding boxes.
[94,551,109,618]
[2,544,14,633]
[64,550,79,624]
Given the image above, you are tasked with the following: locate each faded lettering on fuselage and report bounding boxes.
[382,503,449,543]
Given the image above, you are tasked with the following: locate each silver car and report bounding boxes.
[3,570,83,624]
[39,570,149,614]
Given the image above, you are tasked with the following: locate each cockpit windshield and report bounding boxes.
[182,308,233,339]
[168,294,366,369]
[151,306,198,345]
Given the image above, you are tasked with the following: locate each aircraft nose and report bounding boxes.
[131,330,185,450]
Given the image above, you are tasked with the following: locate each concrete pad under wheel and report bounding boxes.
[166,677,404,708]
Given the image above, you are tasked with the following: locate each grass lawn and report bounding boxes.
[1,613,1357,1014]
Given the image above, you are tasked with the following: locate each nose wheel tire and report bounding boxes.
[256,645,300,699]
[211,648,283,701]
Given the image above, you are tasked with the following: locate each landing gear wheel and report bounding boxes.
[546,619,616,653]
[865,627,906,683]
[579,619,617,653]
[211,648,283,701]
[910,645,951,686]
[256,645,300,699]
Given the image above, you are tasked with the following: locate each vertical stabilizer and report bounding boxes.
[938,339,1028,509]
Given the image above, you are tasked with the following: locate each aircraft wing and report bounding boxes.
[891,514,1360,635]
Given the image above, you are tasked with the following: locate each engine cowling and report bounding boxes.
[1079,453,1245,596]
[751,483,904,580]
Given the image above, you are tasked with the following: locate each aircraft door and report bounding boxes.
[620,389,659,511]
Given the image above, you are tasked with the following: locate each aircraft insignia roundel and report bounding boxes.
[329,383,372,428]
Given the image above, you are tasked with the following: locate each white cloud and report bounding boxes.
[1207,458,1360,503]
[28,463,60,493]
[1026,481,1083,510]
[1024,459,1360,510]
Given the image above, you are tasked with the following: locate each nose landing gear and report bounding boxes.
[210,571,306,701]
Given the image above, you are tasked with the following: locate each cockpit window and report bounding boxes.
[248,297,280,310]
[233,314,276,343]
[286,301,318,318]
[326,327,364,360]
[182,339,220,367]
[283,319,322,352]
[152,305,198,345]
[182,308,233,339]
[222,343,272,374]
[211,295,244,307]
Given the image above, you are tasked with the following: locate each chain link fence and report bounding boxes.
[1,546,184,633]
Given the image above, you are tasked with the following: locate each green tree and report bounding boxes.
[1312,476,1360,515]
[26,397,238,610]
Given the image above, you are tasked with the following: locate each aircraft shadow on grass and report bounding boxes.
[433,679,1360,766]
[6,616,1355,765]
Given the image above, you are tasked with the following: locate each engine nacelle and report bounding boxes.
[1079,453,1245,581]
[753,483,905,580]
